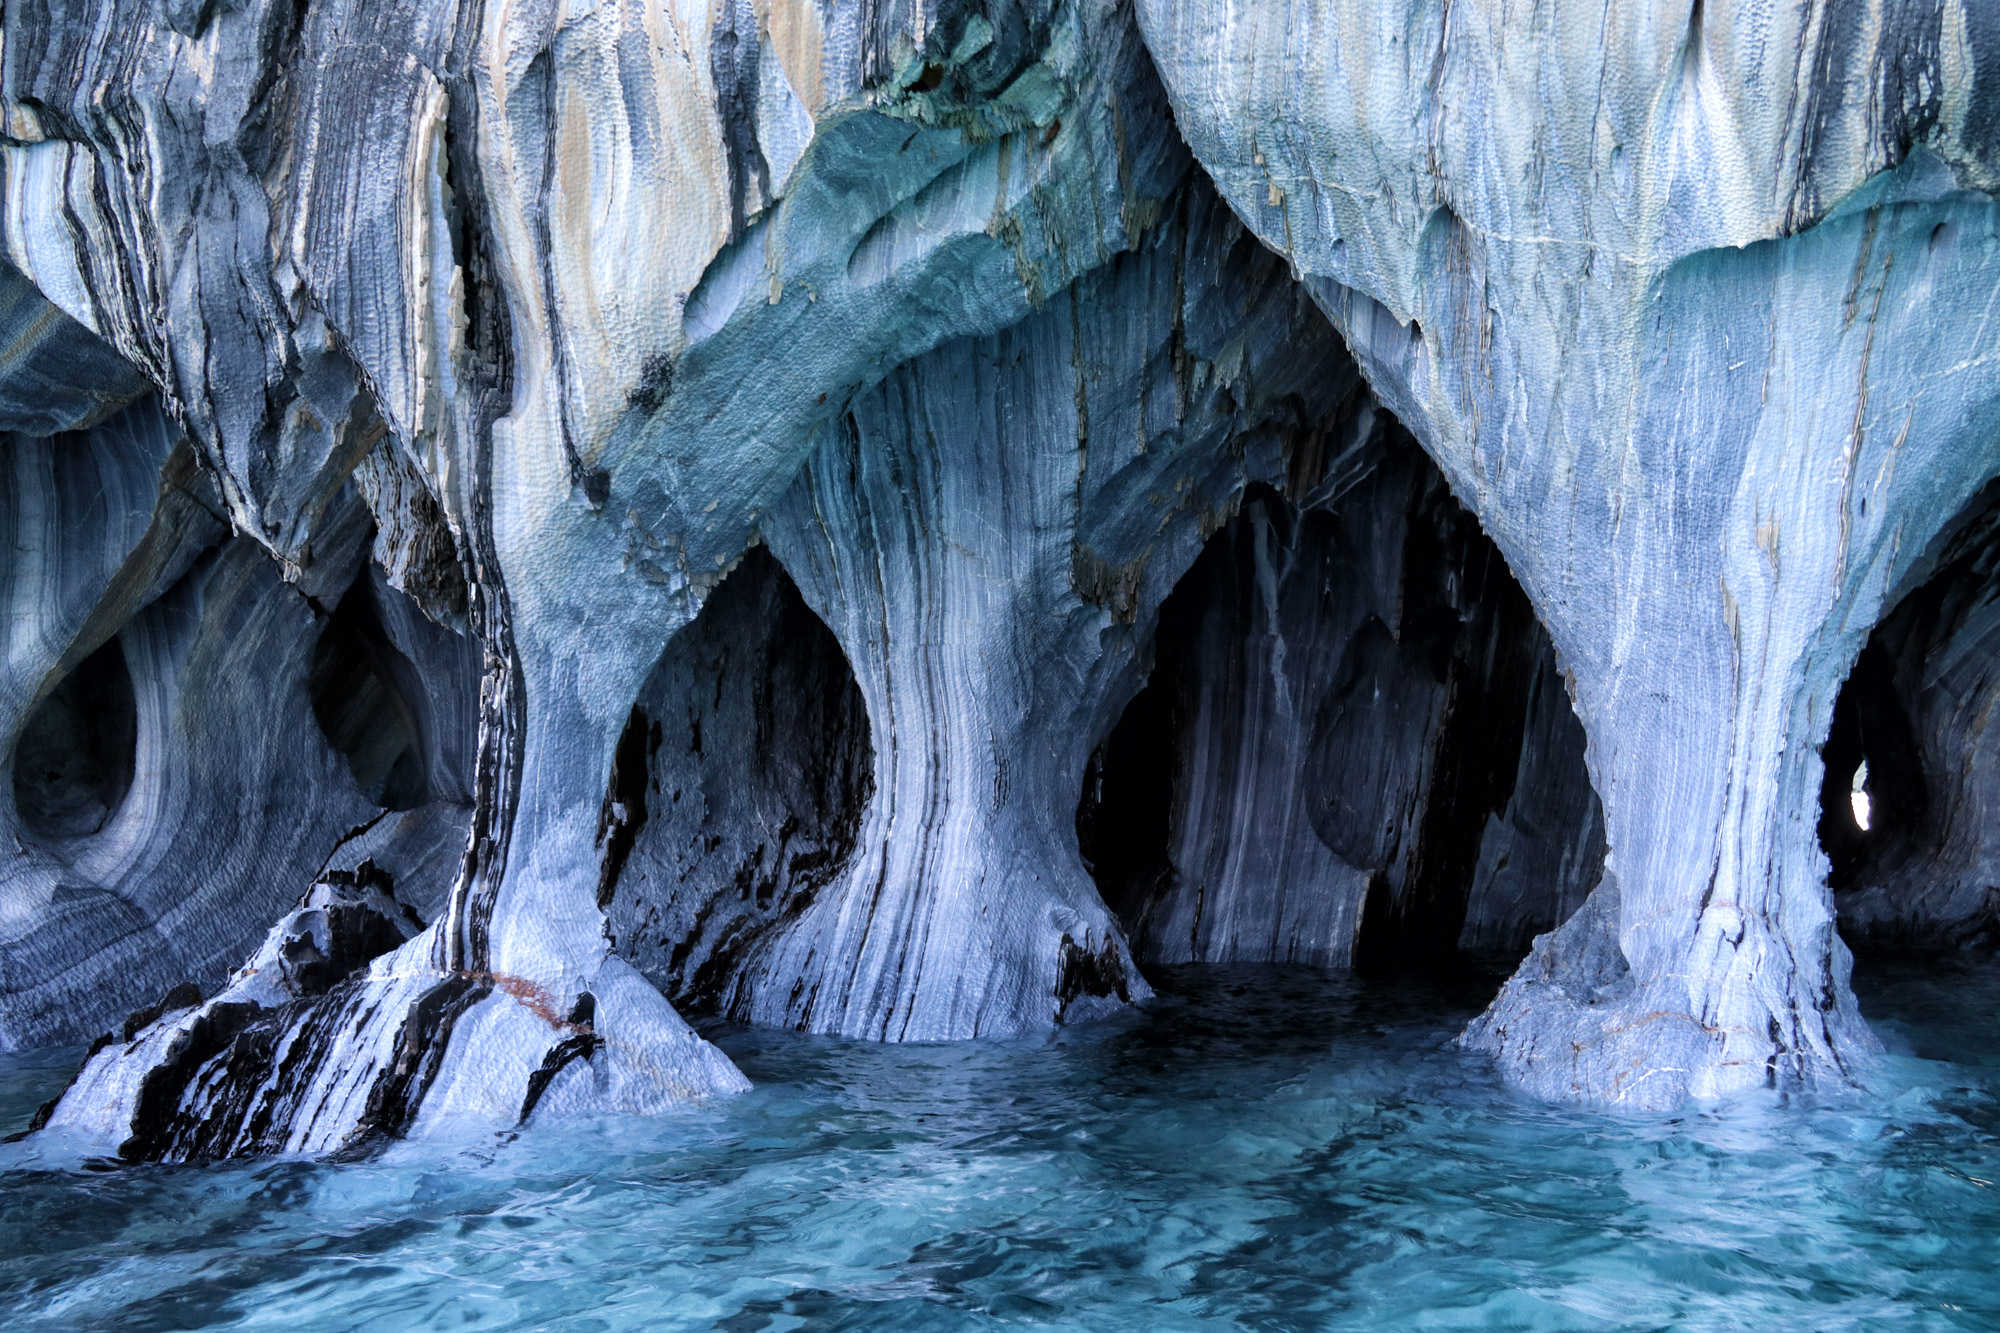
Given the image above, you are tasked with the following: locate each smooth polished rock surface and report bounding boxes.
[4,0,2000,1159]
[1140,0,2000,1105]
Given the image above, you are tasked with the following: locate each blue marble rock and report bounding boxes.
[3,0,1999,1159]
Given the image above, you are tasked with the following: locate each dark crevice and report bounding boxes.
[1076,639,1179,928]
[517,1028,602,1125]
[12,635,139,841]
[709,0,775,243]
[1346,477,1541,972]
[597,707,660,908]
[309,570,431,811]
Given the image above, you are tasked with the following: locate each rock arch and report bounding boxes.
[1140,1,2000,1106]
[601,544,874,1014]
[1823,480,2000,951]
[1082,426,1602,979]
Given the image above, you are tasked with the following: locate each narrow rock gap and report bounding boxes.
[602,544,874,1016]
[1080,430,1604,1002]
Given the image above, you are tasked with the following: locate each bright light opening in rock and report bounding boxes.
[1850,760,1872,831]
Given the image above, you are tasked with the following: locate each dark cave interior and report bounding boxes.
[1080,431,1605,991]
[1822,479,2000,952]
[563,406,2000,1022]
[310,569,434,812]
[591,420,1612,1022]
[12,634,138,842]
[603,544,874,1016]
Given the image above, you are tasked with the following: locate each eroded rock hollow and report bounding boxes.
[6,0,2000,1159]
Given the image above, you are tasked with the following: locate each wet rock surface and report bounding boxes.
[0,0,1997,1159]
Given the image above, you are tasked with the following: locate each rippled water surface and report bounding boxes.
[3,956,1997,1331]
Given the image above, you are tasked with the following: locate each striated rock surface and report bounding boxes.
[1084,424,1602,974]
[737,183,1345,1037]
[10,0,1254,1157]
[0,398,400,1051]
[0,260,147,435]
[2,0,1999,1160]
[604,178,1345,1039]
[1142,0,2000,1105]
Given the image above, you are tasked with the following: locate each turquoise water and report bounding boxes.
[2,957,1996,1331]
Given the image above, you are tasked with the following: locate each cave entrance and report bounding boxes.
[12,635,139,841]
[1819,479,2000,951]
[601,544,873,1015]
[309,570,432,811]
[1079,432,1604,992]
[1817,640,1925,896]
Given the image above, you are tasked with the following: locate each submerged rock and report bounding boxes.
[4,0,2000,1156]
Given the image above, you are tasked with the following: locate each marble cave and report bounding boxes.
[2,2,2000,1325]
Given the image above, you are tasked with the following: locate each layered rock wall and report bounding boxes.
[1141,0,2000,1105]
[4,0,2000,1157]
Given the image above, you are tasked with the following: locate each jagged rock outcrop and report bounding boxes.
[6,0,2000,1158]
